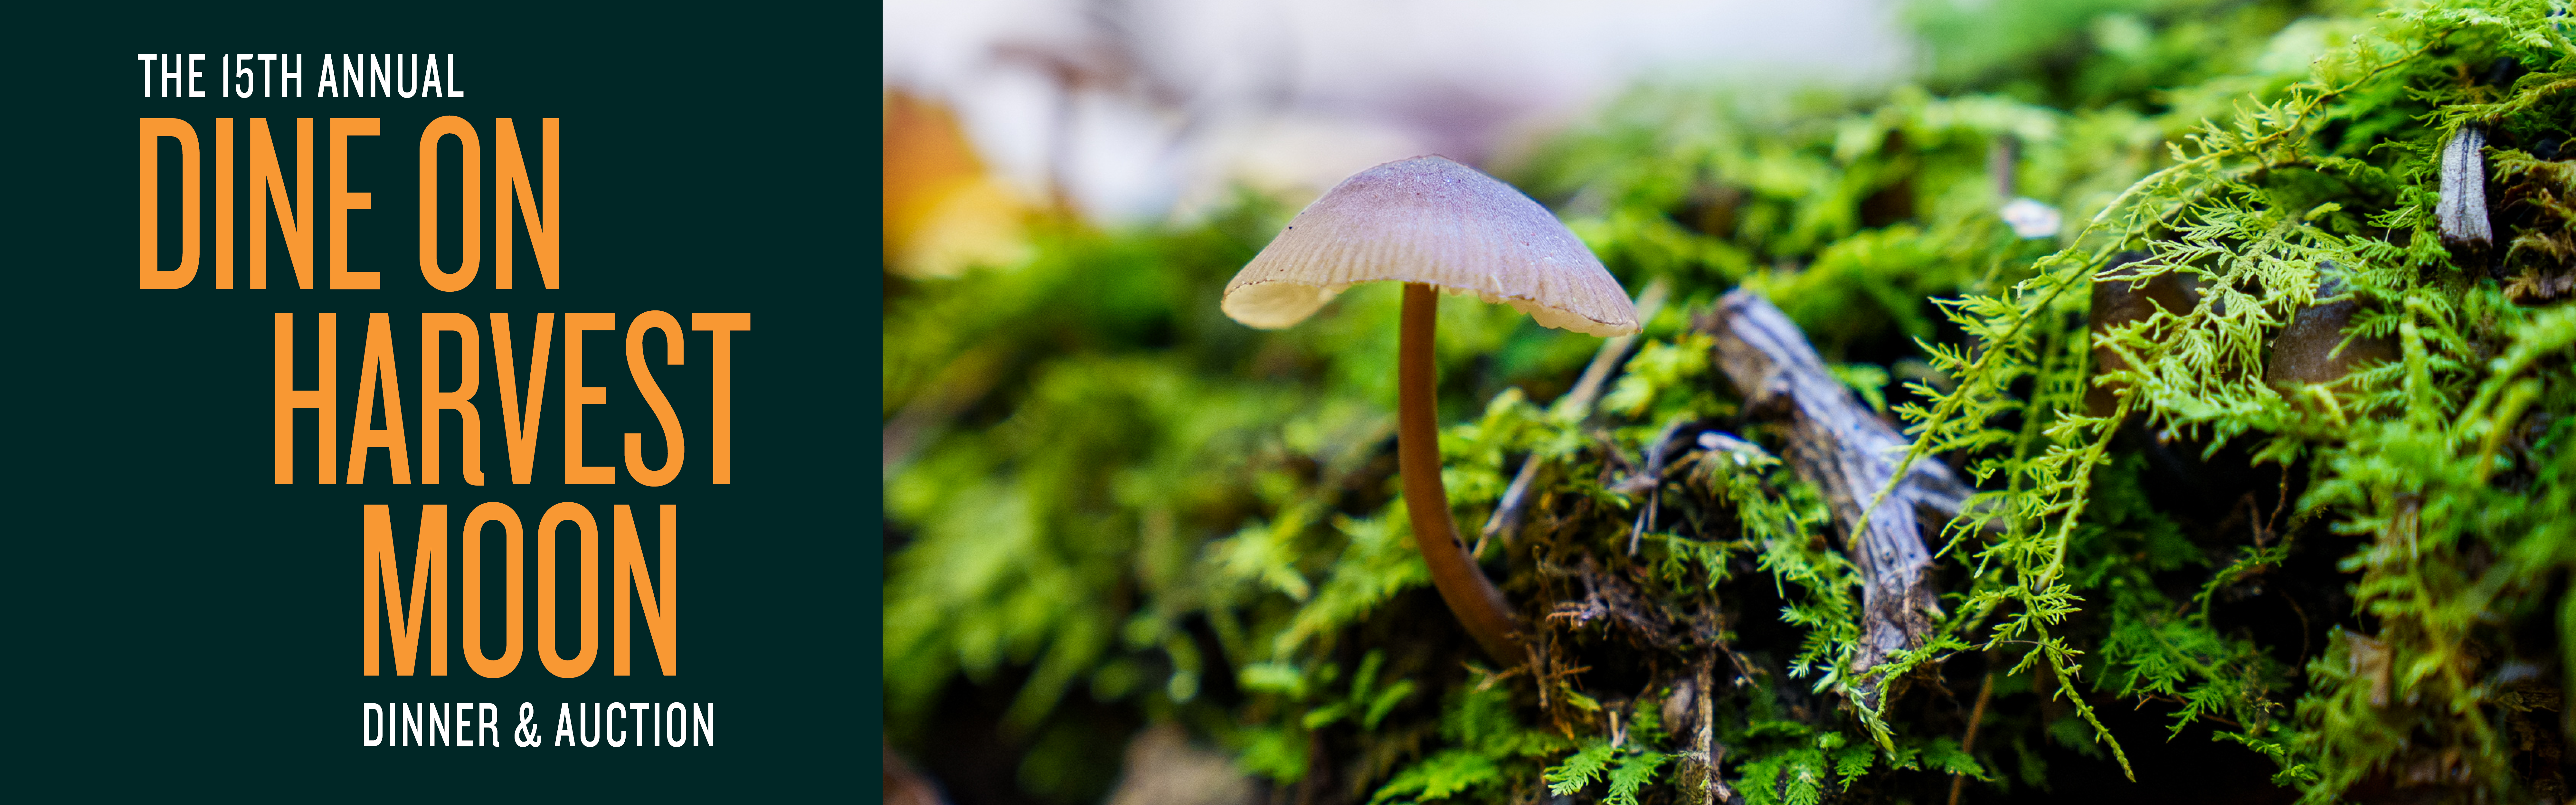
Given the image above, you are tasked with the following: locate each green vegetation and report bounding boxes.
[885,1,2575,802]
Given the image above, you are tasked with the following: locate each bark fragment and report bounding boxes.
[2439,124,2493,251]
[1698,290,1977,707]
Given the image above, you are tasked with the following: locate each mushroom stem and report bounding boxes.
[1398,283,1526,662]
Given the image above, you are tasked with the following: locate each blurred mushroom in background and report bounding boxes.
[883,89,1036,277]
[2266,264,2397,392]
[1103,724,1258,805]
[885,743,952,805]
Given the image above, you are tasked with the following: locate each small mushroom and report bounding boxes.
[1222,156,1640,661]
[2087,251,2202,417]
[1999,197,2062,240]
[2267,264,2397,389]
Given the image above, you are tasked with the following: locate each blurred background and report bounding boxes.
[884,0,1908,243]
[886,1,2360,804]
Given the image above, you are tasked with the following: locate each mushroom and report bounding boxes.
[2266,264,2397,390]
[1221,156,1639,661]
[2087,251,2202,417]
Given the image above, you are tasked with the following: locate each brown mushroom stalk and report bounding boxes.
[1398,282,1525,662]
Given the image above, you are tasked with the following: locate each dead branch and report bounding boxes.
[1697,289,1978,707]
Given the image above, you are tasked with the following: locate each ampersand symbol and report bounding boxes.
[514,702,541,747]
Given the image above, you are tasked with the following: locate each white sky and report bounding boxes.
[886,0,1910,223]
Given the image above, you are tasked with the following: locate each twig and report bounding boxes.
[1468,660,1528,692]
[1696,652,1737,805]
[1989,134,2018,199]
[1946,671,1996,805]
[2265,461,2292,547]
[1528,642,1550,712]
[1629,416,1693,556]
[1607,701,1629,749]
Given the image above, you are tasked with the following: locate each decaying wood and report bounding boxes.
[1697,289,1977,706]
[2439,123,2492,251]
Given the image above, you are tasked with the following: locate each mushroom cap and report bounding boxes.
[1220,156,1640,337]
